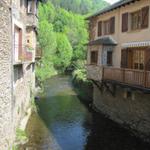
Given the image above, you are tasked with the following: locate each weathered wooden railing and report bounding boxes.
[86,65,103,81]
[103,67,150,88]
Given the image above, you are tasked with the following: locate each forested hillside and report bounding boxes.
[36,1,109,83]
[49,0,109,14]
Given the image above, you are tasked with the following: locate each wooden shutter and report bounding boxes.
[122,13,128,32]
[145,48,150,71]
[110,17,115,34]
[121,49,128,68]
[141,6,149,29]
[98,21,102,36]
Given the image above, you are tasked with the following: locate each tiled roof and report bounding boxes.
[86,0,138,19]
[87,36,117,46]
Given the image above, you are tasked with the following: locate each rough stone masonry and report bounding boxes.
[0,1,14,149]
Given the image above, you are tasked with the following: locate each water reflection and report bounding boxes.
[22,75,150,150]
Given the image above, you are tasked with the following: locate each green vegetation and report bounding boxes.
[12,145,18,150]
[16,128,28,143]
[49,0,109,14]
[36,0,109,83]
[30,96,38,112]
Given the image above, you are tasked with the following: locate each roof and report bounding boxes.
[87,36,117,46]
[86,0,137,19]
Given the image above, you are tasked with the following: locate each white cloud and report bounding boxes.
[104,0,120,4]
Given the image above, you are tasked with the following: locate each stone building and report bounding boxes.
[86,0,150,140]
[0,0,40,149]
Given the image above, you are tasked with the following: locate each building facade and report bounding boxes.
[0,0,39,149]
[87,0,150,140]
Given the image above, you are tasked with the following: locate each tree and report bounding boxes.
[36,20,57,82]
[38,2,55,23]
[54,33,73,72]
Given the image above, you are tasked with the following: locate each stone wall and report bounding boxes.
[0,1,14,149]
[0,1,36,149]
[88,16,98,41]
[93,84,150,141]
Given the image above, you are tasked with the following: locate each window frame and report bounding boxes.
[131,10,141,31]
[107,51,113,66]
[90,50,98,65]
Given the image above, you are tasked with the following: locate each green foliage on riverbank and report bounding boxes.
[36,1,109,82]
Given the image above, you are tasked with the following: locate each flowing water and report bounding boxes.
[22,75,150,150]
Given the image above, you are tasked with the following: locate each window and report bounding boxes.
[104,20,110,35]
[121,49,145,70]
[131,10,141,30]
[98,21,102,37]
[107,51,113,66]
[27,0,36,14]
[14,65,23,83]
[90,51,98,64]
[103,17,115,35]
[14,26,22,62]
[122,6,149,32]
[133,50,145,70]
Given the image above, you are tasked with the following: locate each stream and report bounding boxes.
[21,75,150,150]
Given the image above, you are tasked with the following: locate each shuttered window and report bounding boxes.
[110,17,115,34]
[141,6,149,29]
[91,51,98,64]
[122,13,128,32]
[131,10,141,30]
[103,17,115,35]
[130,6,149,31]
[133,50,145,70]
[104,20,110,35]
[121,49,128,68]
[98,21,102,36]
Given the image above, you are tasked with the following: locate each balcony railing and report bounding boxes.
[103,67,150,88]
[86,65,103,81]
[86,65,150,89]
[26,14,38,27]
[14,49,33,64]
[22,50,33,62]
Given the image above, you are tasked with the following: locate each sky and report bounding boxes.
[104,0,120,4]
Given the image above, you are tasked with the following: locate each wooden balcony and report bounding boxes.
[22,50,33,62]
[14,49,33,64]
[86,65,103,81]
[103,67,150,89]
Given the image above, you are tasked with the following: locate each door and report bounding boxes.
[133,49,145,70]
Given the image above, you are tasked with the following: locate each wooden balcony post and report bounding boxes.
[123,68,125,83]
